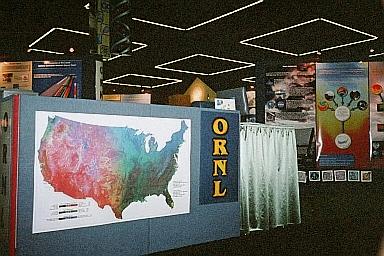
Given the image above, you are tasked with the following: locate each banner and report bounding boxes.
[369,62,384,168]
[32,60,82,98]
[316,62,370,168]
[33,111,191,233]
[265,63,316,128]
[199,110,239,204]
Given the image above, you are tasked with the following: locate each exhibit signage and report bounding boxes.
[0,61,32,90]
[32,60,82,98]
[265,63,316,128]
[369,62,384,168]
[316,62,370,168]
[33,111,191,233]
[199,110,239,204]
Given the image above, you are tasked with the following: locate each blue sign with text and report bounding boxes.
[199,110,240,204]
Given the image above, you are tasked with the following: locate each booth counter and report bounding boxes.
[0,95,240,256]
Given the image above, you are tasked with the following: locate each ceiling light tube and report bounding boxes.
[369,52,384,57]
[103,74,182,88]
[28,28,56,47]
[155,53,255,75]
[103,81,152,88]
[243,18,320,41]
[133,0,263,31]
[240,42,298,56]
[321,37,377,52]
[132,18,186,31]
[106,42,148,61]
[240,18,378,57]
[28,48,65,55]
[186,0,264,30]
[151,80,183,88]
[132,42,148,51]
[242,77,256,83]
[298,50,320,56]
[29,28,89,48]
[320,18,378,39]
[209,65,255,75]
[55,28,89,35]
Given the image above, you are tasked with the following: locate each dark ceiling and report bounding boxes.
[1,0,384,100]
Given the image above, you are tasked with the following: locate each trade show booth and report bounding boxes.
[0,95,240,255]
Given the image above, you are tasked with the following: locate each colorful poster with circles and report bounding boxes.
[316,62,370,168]
[369,62,384,168]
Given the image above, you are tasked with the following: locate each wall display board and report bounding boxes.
[369,62,384,168]
[265,63,316,128]
[32,60,82,98]
[0,61,32,90]
[0,98,14,256]
[33,111,191,234]
[199,110,239,205]
[316,62,370,168]
[4,95,240,255]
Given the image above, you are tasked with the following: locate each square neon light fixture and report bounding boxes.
[240,18,378,56]
[28,28,89,54]
[103,74,182,88]
[132,0,263,31]
[28,28,147,58]
[155,54,255,75]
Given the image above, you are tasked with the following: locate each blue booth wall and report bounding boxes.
[14,95,240,255]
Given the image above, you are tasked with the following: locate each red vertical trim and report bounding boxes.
[9,95,19,256]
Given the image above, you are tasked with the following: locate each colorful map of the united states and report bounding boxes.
[38,116,188,219]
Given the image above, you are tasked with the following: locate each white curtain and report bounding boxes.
[240,123,301,233]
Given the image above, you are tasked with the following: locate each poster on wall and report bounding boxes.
[32,60,82,98]
[265,63,316,128]
[369,62,384,168]
[316,62,370,168]
[33,111,191,234]
[199,110,239,204]
[0,61,32,90]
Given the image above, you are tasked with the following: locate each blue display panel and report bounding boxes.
[199,109,240,205]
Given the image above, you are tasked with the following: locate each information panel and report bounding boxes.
[199,110,239,204]
[369,62,384,168]
[316,62,370,168]
[33,111,191,233]
[265,63,316,128]
[32,60,82,98]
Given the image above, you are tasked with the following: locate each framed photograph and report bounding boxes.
[334,170,347,181]
[348,170,360,182]
[322,170,334,181]
[309,171,321,181]
[361,171,372,182]
[298,171,307,183]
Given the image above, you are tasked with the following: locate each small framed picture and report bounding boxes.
[322,170,334,182]
[215,98,236,111]
[361,171,372,182]
[348,170,360,182]
[309,171,321,181]
[334,170,347,181]
[298,171,307,183]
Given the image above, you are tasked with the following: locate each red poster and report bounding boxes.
[369,62,384,168]
[316,62,370,169]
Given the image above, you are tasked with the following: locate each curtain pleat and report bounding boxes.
[240,124,301,233]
